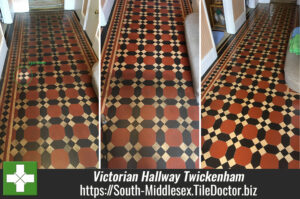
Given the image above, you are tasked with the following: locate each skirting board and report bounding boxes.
[0,40,8,80]
[234,12,246,33]
[201,47,218,77]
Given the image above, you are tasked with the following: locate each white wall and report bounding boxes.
[297,0,300,5]
[223,0,246,34]
[74,0,84,22]
[0,0,14,23]
[64,0,76,10]
[0,26,8,81]
[13,0,29,12]
[100,0,115,26]
[201,0,217,76]
[248,0,259,8]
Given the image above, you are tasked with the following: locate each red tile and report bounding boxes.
[226,75,236,83]
[236,89,248,99]
[253,93,266,102]
[182,71,192,81]
[162,45,173,52]
[162,57,174,65]
[143,70,156,80]
[241,78,252,86]
[265,130,281,146]
[125,55,137,64]
[23,151,41,168]
[62,76,75,84]
[288,160,300,169]
[141,86,156,98]
[185,87,195,99]
[49,125,65,140]
[163,86,177,98]
[191,129,199,146]
[275,84,287,92]
[119,85,134,98]
[111,128,130,146]
[164,105,179,120]
[78,148,98,167]
[127,43,138,51]
[210,100,224,111]
[46,89,59,100]
[52,149,70,169]
[80,74,91,83]
[25,106,40,118]
[48,105,62,117]
[188,106,199,121]
[137,158,156,169]
[165,129,182,146]
[248,107,262,119]
[108,157,127,169]
[220,120,236,134]
[210,140,227,158]
[144,44,155,52]
[219,86,231,95]
[24,126,40,142]
[258,81,269,89]
[139,129,156,146]
[65,88,79,98]
[116,105,132,120]
[242,125,258,140]
[269,111,283,123]
[26,90,39,100]
[69,104,84,116]
[229,103,242,114]
[260,154,278,169]
[161,34,171,41]
[292,115,300,128]
[73,124,90,139]
[290,135,300,151]
[140,105,156,120]
[45,76,56,85]
[261,70,272,78]
[202,115,215,129]
[162,70,176,81]
[166,158,185,169]
[144,56,155,65]
[292,99,300,109]
[122,69,136,80]
[234,146,252,166]
[90,102,98,115]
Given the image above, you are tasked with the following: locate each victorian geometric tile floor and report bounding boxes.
[101,0,199,169]
[202,3,300,169]
[0,11,99,168]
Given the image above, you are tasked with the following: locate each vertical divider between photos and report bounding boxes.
[199,0,203,170]
[99,0,102,170]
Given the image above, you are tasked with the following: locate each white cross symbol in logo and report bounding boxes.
[6,164,35,192]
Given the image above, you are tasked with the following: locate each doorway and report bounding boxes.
[29,0,64,10]
[205,0,229,48]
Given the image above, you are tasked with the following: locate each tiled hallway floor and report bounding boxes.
[202,3,299,169]
[101,0,199,169]
[0,11,99,168]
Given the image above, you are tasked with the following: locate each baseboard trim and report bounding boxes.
[234,12,246,33]
[0,40,8,82]
[201,47,218,77]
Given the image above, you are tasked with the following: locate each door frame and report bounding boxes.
[0,25,8,81]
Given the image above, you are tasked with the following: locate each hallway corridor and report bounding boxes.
[202,3,299,169]
[101,0,199,169]
[0,11,99,168]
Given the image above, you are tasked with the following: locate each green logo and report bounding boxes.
[3,161,37,196]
